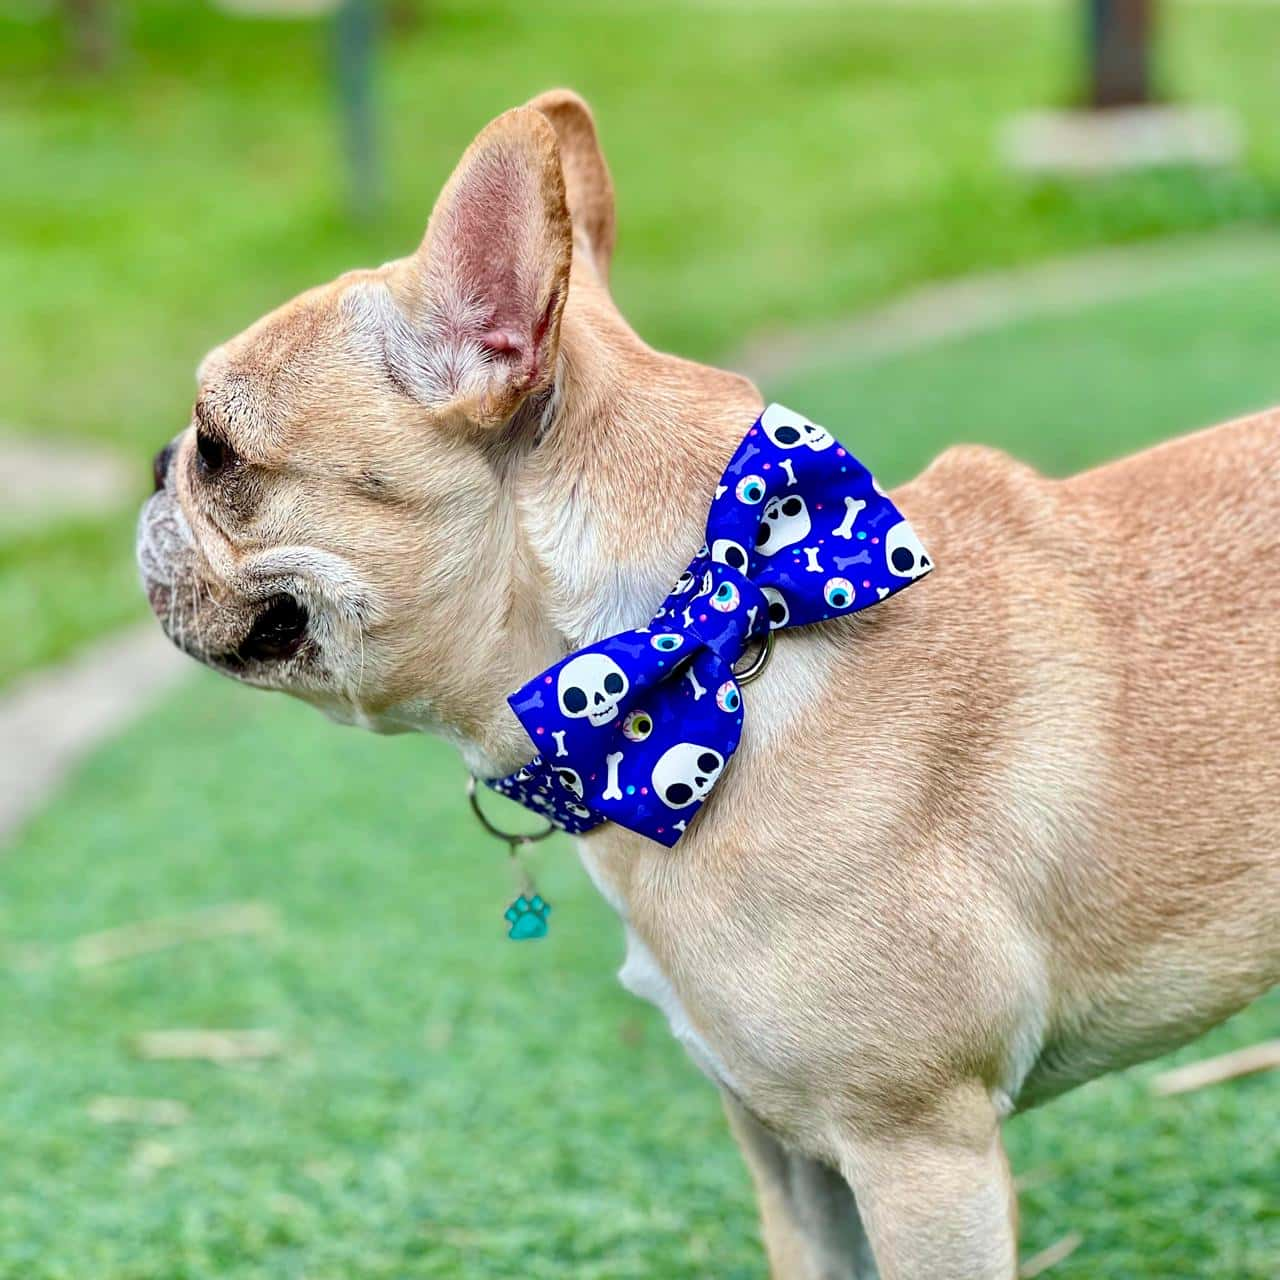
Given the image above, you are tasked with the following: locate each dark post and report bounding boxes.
[1088,0,1154,108]
[61,0,114,73]
[334,0,380,221]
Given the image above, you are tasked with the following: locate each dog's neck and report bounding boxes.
[453,298,762,778]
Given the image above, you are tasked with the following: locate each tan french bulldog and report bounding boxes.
[137,90,1280,1278]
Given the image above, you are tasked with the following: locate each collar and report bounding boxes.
[486,403,933,847]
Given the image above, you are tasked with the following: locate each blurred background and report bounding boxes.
[1,1,1277,1276]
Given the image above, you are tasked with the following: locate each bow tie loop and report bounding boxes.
[490,404,933,847]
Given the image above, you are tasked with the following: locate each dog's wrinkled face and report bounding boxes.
[137,102,576,742]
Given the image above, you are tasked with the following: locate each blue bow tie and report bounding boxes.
[488,404,932,847]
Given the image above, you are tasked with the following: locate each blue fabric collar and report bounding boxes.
[487,404,932,847]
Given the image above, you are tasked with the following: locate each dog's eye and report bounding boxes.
[196,429,234,477]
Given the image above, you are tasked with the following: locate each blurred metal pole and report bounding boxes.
[61,0,114,73]
[1087,0,1154,108]
[334,0,381,221]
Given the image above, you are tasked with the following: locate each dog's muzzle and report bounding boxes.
[137,456,310,673]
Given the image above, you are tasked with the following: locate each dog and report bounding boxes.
[137,90,1279,1278]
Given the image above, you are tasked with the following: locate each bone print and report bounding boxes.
[803,546,824,573]
[611,635,651,659]
[834,496,866,539]
[602,751,624,801]
[833,550,871,570]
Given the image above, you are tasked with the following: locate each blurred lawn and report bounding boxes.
[7,0,1280,679]
[3,266,1277,1278]
[773,236,1280,486]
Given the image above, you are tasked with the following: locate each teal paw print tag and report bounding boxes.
[504,893,551,940]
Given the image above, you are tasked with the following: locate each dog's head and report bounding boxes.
[138,93,620,749]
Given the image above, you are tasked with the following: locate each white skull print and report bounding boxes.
[554,767,585,800]
[557,653,629,727]
[652,742,726,810]
[755,494,811,557]
[884,519,932,580]
[760,403,834,452]
[710,537,750,575]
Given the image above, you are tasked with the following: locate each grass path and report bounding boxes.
[0,623,185,844]
[733,229,1280,383]
[0,429,133,536]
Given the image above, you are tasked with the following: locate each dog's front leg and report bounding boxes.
[836,1088,1017,1280]
[724,1093,878,1279]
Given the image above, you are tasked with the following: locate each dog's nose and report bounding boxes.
[152,442,176,493]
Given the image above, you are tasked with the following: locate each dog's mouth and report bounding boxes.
[218,594,310,671]
[137,491,313,679]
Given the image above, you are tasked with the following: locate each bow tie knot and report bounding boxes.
[662,559,770,664]
[488,404,933,847]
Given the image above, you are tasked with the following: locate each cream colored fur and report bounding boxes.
[137,91,1280,1279]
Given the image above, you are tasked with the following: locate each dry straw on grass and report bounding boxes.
[72,901,278,968]
[1150,1041,1280,1097]
[132,1029,285,1063]
[87,1096,190,1126]
[1020,1232,1083,1278]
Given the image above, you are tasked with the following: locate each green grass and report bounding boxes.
[2,679,1275,1280]
[3,268,1278,1277]
[8,0,1280,679]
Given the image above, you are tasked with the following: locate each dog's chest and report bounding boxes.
[577,845,740,1093]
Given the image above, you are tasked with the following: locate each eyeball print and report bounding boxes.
[651,633,684,653]
[715,681,741,714]
[824,577,854,609]
[711,581,740,613]
[622,709,654,742]
[735,474,766,504]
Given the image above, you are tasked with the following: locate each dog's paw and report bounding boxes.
[504,893,551,940]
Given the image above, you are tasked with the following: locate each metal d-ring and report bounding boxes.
[734,629,775,686]
[467,773,556,848]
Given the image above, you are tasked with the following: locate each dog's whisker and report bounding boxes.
[354,623,367,702]
[188,579,204,656]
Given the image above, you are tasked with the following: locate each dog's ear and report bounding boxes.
[391,105,572,427]
[525,89,616,284]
